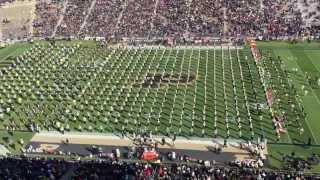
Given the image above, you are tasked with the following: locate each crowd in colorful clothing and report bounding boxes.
[0,0,14,6]
[0,0,319,40]
[0,156,318,179]
[0,157,70,179]
[30,0,320,40]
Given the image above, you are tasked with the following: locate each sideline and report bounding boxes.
[31,131,267,155]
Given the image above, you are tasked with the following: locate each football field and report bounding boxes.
[257,41,320,171]
[0,42,274,141]
[0,41,320,171]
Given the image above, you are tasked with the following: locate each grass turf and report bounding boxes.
[1,41,320,172]
[0,42,279,141]
[0,42,31,67]
[268,143,320,172]
[257,41,320,171]
[0,130,34,154]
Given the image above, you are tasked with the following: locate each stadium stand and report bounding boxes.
[0,157,70,179]
[0,0,13,6]
[29,0,320,39]
[81,0,123,38]
[226,0,304,38]
[55,0,92,37]
[115,0,155,38]
[0,156,318,179]
[187,0,223,37]
[33,0,64,37]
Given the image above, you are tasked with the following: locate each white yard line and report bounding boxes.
[148,0,159,37]
[303,90,320,144]
[277,62,293,143]
[153,0,159,15]
[223,7,228,36]
[52,0,69,38]
[185,0,193,32]
[27,0,36,39]
[112,0,128,36]
[78,0,96,35]
[259,0,264,10]
[151,0,159,27]
[0,20,2,41]
[236,48,252,137]
[272,52,318,144]
[0,46,25,61]
[213,44,217,134]
[283,55,320,144]
[221,46,228,134]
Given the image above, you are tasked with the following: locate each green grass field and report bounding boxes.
[0,130,34,154]
[1,40,320,171]
[0,43,30,67]
[0,43,270,139]
[256,41,320,171]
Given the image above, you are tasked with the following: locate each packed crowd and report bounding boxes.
[72,160,240,179]
[0,157,70,179]
[0,0,13,6]
[31,0,319,39]
[81,0,123,38]
[56,0,91,37]
[0,156,318,179]
[299,0,320,27]
[226,0,305,38]
[186,0,223,37]
[33,0,64,37]
[115,0,154,38]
